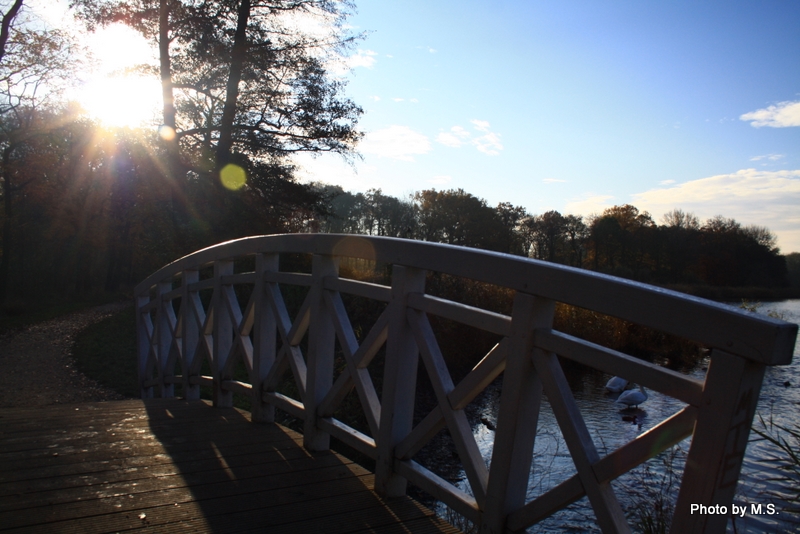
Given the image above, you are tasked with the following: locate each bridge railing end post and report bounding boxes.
[671,350,766,534]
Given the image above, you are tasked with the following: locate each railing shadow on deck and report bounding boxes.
[134,234,798,534]
[142,399,450,532]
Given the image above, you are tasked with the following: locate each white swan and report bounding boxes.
[617,384,648,408]
[604,376,628,393]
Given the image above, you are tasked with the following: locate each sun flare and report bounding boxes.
[75,23,161,128]
[78,75,162,128]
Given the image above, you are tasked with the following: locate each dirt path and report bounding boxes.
[0,302,133,408]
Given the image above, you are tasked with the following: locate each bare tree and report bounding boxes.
[0,0,24,64]
[0,2,79,301]
[661,208,700,230]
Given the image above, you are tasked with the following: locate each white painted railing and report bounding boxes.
[134,234,797,534]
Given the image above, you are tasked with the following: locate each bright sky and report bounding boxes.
[27,0,161,128]
[298,1,800,253]
[32,0,800,253]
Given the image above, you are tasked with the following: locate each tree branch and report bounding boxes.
[0,0,23,64]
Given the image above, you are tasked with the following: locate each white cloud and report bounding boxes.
[369,95,381,102]
[660,179,676,185]
[470,120,503,155]
[359,125,431,161]
[740,100,800,128]
[750,154,784,162]
[564,194,615,216]
[293,153,379,191]
[436,126,471,148]
[436,133,463,148]
[392,97,405,102]
[346,49,378,69]
[430,175,453,185]
[470,119,491,132]
[473,131,503,155]
[633,169,800,252]
[435,120,503,155]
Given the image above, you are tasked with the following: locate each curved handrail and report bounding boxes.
[135,233,797,534]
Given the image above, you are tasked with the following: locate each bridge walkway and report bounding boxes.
[0,399,460,533]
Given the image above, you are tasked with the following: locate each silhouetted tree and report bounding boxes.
[72,0,362,245]
[587,205,655,277]
[413,189,513,252]
[495,201,529,255]
[0,10,79,301]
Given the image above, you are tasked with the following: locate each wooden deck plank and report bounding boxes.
[0,421,303,468]
[0,451,366,513]
[0,399,460,533]
[0,437,304,484]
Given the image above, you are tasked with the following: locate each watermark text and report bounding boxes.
[690,503,778,517]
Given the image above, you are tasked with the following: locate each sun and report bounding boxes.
[78,75,162,128]
[76,23,162,128]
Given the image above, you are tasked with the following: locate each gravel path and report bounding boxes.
[0,302,133,408]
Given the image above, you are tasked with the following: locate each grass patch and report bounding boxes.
[73,306,139,398]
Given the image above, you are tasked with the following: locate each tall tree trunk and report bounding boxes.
[159,0,176,135]
[0,0,24,64]
[216,0,251,167]
[159,0,188,246]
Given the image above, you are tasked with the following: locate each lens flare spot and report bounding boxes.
[332,235,377,261]
[220,164,247,190]
[158,125,176,141]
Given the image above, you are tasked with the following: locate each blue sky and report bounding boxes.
[297,1,800,252]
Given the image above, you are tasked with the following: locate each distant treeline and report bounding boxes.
[307,184,795,289]
[0,118,796,303]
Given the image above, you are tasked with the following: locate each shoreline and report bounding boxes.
[659,284,800,303]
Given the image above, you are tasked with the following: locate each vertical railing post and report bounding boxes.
[213,260,234,408]
[304,254,339,450]
[156,281,174,398]
[252,253,278,423]
[375,265,426,497]
[481,292,553,533]
[136,293,153,399]
[181,269,200,400]
[671,350,766,533]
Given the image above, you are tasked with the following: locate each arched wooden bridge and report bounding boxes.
[6,234,794,533]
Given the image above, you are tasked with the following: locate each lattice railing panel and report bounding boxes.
[135,234,796,534]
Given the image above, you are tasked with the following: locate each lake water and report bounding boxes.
[437,299,800,533]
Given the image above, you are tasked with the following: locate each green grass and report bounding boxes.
[72,306,139,398]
